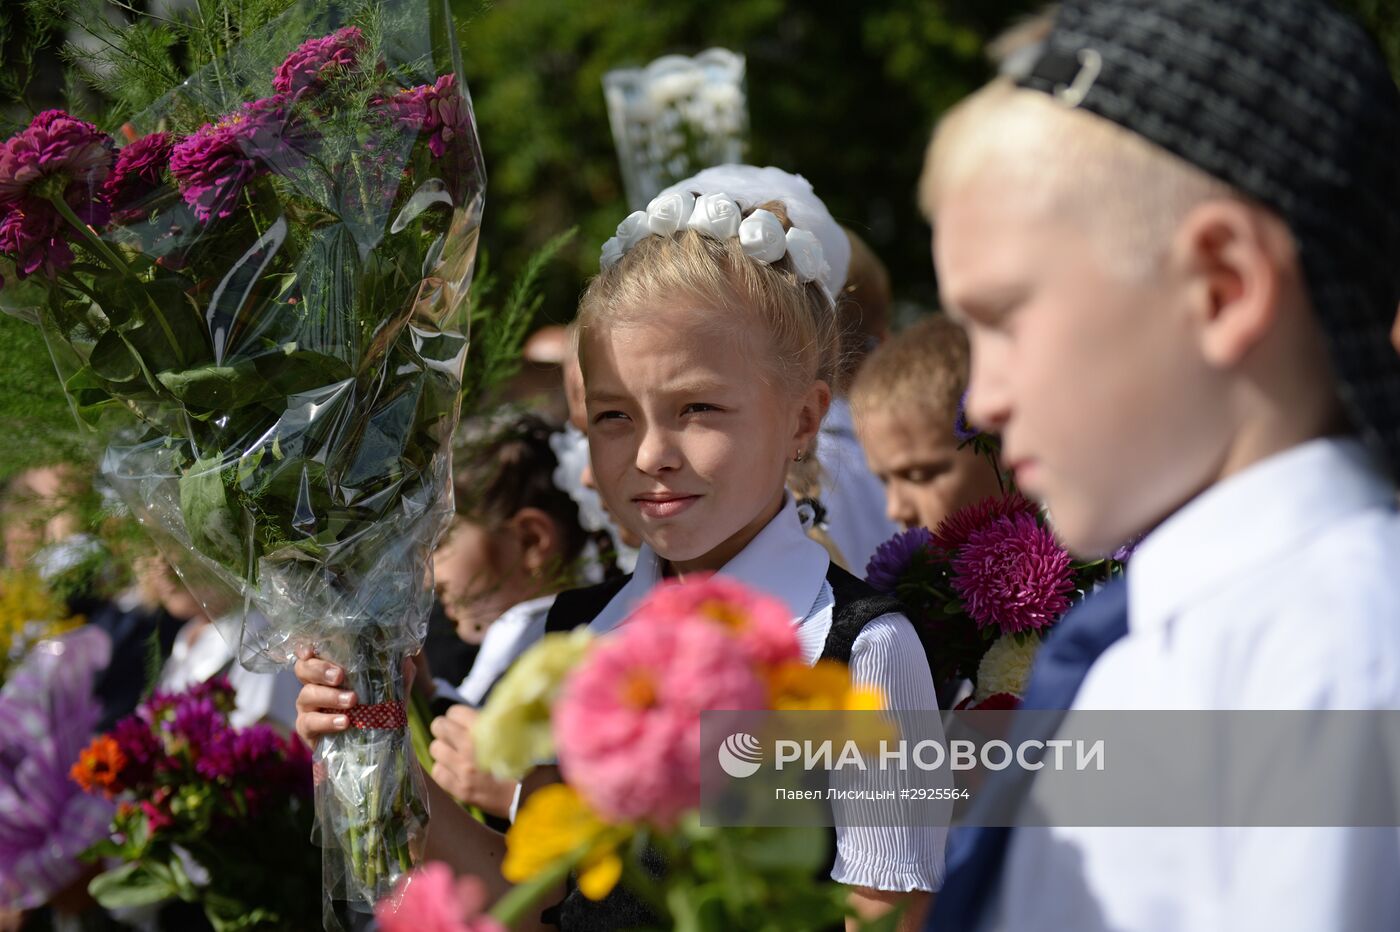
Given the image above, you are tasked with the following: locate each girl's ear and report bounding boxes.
[510,507,561,576]
[792,379,833,455]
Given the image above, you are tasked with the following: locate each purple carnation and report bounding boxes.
[950,512,1075,636]
[102,131,173,222]
[0,110,115,281]
[382,73,472,159]
[170,97,295,222]
[273,26,366,96]
[864,527,934,594]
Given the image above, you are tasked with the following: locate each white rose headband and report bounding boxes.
[598,164,851,302]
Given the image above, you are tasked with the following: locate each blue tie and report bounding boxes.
[925,576,1129,932]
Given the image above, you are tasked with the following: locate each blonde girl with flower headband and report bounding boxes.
[292,165,945,930]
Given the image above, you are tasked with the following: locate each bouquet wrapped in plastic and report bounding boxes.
[0,0,485,922]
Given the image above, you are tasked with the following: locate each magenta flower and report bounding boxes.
[274,26,367,96]
[931,493,1038,554]
[382,74,472,159]
[865,527,935,594]
[950,512,1075,636]
[634,574,801,667]
[555,614,767,826]
[170,97,296,222]
[0,110,115,281]
[102,131,173,222]
[375,862,505,932]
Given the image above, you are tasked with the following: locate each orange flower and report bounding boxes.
[70,735,126,796]
[766,660,885,712]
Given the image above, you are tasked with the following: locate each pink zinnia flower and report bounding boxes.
[139,798,174,835]
[632,574,800,667]
[273,26,367,96]
[381,73,473,159]
[931,493,1038,554]
[102,131,173,222]
[0,110,115,281]
[950,512,1074,635]
[555,615,767,826]
[375,862,505,932]
[169,97,296,222]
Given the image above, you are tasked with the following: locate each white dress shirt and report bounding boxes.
[160,615,301,732]
[817,399,901,573]
[454,594,557,707]
[589,496,947,892]
[988,438,1400,932]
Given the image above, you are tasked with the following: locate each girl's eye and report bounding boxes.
[593,410,628,424]
[683,403,718,415]
[905,464,950,484]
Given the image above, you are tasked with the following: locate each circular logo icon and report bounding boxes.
[717,732,763,778]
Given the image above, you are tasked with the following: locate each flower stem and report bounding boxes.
[47,195,131,277]
[48,194,185,369]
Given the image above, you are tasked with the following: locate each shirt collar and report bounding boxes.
[588,496,831,636]
[1127,437,1397,635]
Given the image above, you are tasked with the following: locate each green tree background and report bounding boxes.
[1,0,1397,479]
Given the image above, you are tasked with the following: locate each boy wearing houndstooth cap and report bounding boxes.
[921,0,1400,930]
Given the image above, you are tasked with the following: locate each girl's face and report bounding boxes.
[433,517,534,643]
[581,304,827,575]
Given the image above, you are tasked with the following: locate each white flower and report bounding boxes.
[738,208,786,263]
[685,193,741,239]
[615,210,651,251]
[645,191,696,237]
[646,62,704,107]
[975,633,1042,701]
[783,227,825,283]
[599,236,625,270]
[549,425,610,534]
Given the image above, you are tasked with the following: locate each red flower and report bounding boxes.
[950,512,1075,636]
[70,735,127,796]
[931,493,1038,553]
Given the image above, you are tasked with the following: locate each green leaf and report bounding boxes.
[179,455,247,574]
[157,361,272,410]
[735,826,829,874]
[89,330,141,383]
[88,863,179,909]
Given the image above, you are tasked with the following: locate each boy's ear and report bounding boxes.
[511,507,560,574]
[793,380,833,449]
[1174,199,1294,369]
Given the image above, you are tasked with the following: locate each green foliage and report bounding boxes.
[0,311,95,481]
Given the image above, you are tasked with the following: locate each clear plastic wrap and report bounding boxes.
[0,1,483,924]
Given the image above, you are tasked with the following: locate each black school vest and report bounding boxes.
[538,564,912,931]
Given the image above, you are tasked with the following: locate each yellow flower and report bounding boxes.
[975,632,1042,701]
[474,628,593,780]
[503,783,630,900]
[0,569,81,681]
[767,660,885,712]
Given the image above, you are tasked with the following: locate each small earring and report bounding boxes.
[793,449,806,463]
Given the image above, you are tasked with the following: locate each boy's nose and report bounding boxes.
[885,485,916,529]
[635,428,681,474]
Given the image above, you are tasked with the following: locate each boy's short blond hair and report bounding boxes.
[920,79,1236,281]
[850,314,968,435]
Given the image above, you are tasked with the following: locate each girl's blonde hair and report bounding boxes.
[577,200,849,566]
[577,201,843,397]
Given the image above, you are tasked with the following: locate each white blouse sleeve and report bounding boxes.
[831,611,948,892]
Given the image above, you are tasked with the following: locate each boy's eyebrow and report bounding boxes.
[585,389,630,404]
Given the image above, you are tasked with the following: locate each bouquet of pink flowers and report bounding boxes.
[375,577,888,931]
[0,0,484,919]
[71,676,318,930]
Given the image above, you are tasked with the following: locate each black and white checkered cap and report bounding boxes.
[1018,0,1400,483]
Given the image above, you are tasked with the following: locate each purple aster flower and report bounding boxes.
[864,527,934,594]
[951,511,1075,636]
[381,73,473,159]
[1111,536,1140,565]
[953,391,979,443]
[101,131,173,222]
[170,96,297,222]
[109,714,162,788]
[273,26,367,95]
[0,110,115,281]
